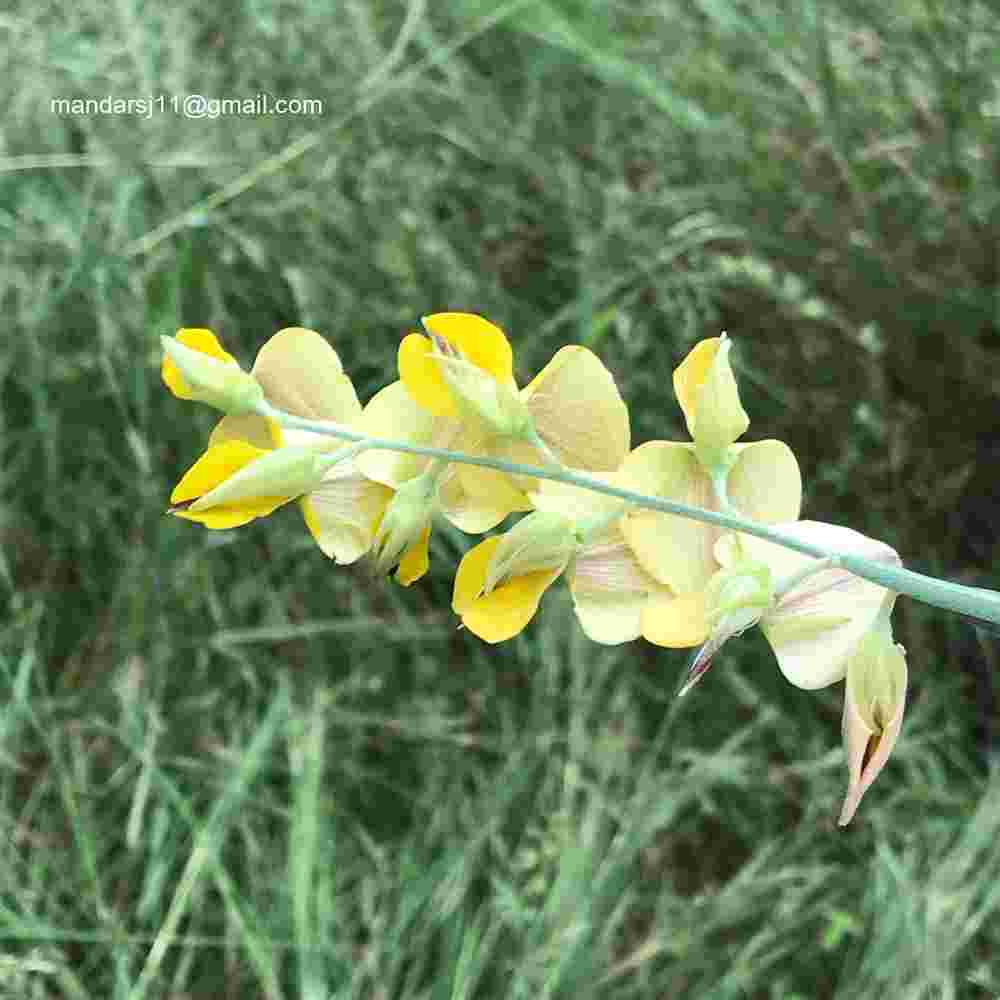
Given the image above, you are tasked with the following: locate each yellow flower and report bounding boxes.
[531,473,674,644]
[452,512,577,644]
[167,327,391,563]
[161,329,264,414]
[663,521,902,699]
[626,437,801,647]
[736,522,902,689]
[365,313,631,531]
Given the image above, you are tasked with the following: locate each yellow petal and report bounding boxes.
[641,592,711,648]
[437,469,513,534]
[728,441,802,523]
[170,440,268,504]
[252,327,361,450]
[172,496,291,529]
[457,459,533,519]
[619,442,718,593]
[453,537,559,643]
[522,345,630,471]
[453,537,502,615]
[398,333,459,418]
[421,312,514,386]
[161,328,238,399]
[397,524,431,586]
[168,440,304,529]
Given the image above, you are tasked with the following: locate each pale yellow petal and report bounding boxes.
[531,469,629,527]
[437,471,514,534]
[618,442,718,593]
[300,465,392,563]
[672,338,719,436]
[522,346,630,471]
[357,380,456,487]
[456,436,533,518]
[251,327,361,450]
[568,537,671,644]
[728,440,802,523]
[209,413,279,450]
[641,592,711,647]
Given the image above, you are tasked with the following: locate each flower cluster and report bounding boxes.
[162,317,908,825]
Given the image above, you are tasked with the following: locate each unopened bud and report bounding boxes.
[162,331,264,415]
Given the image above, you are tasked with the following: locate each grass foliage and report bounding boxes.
[3,0,1000,995]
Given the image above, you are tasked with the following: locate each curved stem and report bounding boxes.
[258,401,1000,627]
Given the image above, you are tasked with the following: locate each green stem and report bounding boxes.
[257,401,1000,627]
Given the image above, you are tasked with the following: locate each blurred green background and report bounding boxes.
[4,1,1000,996]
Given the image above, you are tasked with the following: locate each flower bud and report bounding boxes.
[168,440,326,529]
[673,334,749,470]
[370,472,436,584]
[482,511,578,594]
[839,608,907,825]
[672,559,774,696]
[161,330,264,415]
[184,445,324,511]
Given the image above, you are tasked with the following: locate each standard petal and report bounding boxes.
[357,380,457,487]
[299,464,392,563]
[618,441,719,594]
[209,413,280,450]
[569,536,672,644]
[456,434,534,518]
[531,469,630,527]
[521,346,630,471]
[252,327,362,450]
[728,440,802,523]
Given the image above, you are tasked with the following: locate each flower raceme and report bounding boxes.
[162,322,940,824]
[360,312,631,533]
[661,521,908,825]
[163,328,394,567]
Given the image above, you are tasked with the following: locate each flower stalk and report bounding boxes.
[256,398,1000,629]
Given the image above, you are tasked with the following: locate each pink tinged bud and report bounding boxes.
[838,619,907,826]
